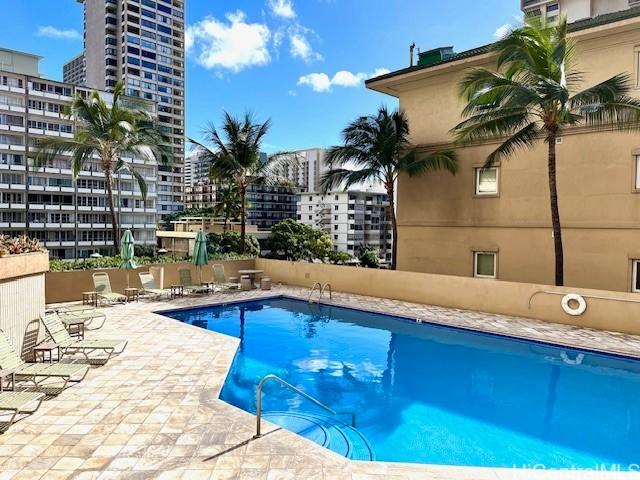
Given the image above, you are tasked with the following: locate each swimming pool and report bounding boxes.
[162,296,640,468]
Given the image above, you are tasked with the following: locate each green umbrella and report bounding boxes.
[119,229,137,288]
[192,230,209,284]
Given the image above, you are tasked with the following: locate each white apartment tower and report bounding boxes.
[78,0,185,217]
[521,0,637,23]
[62,53,86,86]
[297,191,392,262]
[276,148,329,192]
[0,48,158,259]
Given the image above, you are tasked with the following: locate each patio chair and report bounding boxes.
[92,272,127,304]
[0,330,89,391]
[0,390,46,430]
[213,264,239,291]
[138,272,171,299]
[178,268,210,295]
[40,313,127,365]
[56,305,106,330]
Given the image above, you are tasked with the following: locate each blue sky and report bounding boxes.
[0,0,520,152]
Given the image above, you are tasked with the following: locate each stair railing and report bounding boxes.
[255,374,355,437]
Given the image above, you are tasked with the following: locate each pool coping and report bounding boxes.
[152,290,640,476]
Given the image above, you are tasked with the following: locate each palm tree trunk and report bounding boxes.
[547,132,564,286]
[387,184,398,271]
[239,185,246,254]
[105,169,120,252]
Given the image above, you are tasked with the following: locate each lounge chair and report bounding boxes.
[213,264,239,291]
[178,268,210,295]
[0,330,89,391]
[92,272,127,304]
[0,390,46,430]
[40,313,127,365]
[138,272,171,298]
[56,305,106,330]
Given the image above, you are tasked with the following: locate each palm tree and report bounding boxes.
[453,18,640,286]
[212,182,242,232]
[33,82,172,251]
[322,106,457,270]
[191,112,293,253]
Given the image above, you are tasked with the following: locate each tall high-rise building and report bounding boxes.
[276,148,329,193]
[62,53,86,86]
[78,0,185,217]
[521,0,636,23]
[0,48,158,259]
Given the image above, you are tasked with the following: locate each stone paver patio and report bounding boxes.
[1,285,639,479]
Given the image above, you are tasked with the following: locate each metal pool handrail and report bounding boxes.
[308,282,322,303]
[320,283,332,301]
[255,374,338,437]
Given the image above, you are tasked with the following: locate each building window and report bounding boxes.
[632,260,640,292]
[635,46,640,87]
[635,155,640,190]
[475,167,499,195]
[474,251,497,279]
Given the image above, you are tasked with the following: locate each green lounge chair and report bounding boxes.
[56,305,106,330]
[138,272,171,298]
[40,313,127,365]
[0,331,89,390]
[178,268,209,295]
[0,390,46,430]
[92,272,127,304]
[213,264,239,291]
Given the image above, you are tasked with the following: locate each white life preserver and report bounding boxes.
[561,294,587,316]
[560,351,585,365]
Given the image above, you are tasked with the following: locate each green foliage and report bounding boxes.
[49,252,253,272]
[265,219,333,262]
[358,247,380,269]
[133,244,157,257]
[326,250,354,265]
[206,231,259,257]
[0,235,46,257]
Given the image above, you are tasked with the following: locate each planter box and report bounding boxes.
[0,251,49,281]
[0,251,49,359]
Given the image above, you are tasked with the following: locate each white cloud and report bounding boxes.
[297,73,332,92]
[186,11,271,72]
[493,23,512,40]
[297,68,389,93]
[268,0,296,19]
[36,26,81,40]
[289,32,322,62]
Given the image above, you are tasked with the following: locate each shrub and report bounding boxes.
[358,247,380,269]
[327,250,354,265]
[206,231,259,257]
[0,235,46,257]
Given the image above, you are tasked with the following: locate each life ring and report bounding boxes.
[561,294,587,316]
[560,351,585,365]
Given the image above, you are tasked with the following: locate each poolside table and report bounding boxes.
[237,270,264,289]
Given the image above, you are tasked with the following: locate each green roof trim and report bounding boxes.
[366,6,640,85]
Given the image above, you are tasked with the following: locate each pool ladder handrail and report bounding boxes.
[308,282,332,303]
[255,374,354,437]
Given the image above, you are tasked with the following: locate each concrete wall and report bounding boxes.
[45,259,256,304]
[256,259,640,336]
[367,20,640,292]
[0,252,49,359]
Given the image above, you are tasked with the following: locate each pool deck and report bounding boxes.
[1,285,639,479]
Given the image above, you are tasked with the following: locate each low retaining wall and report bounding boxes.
[45,258,257,304]
[256,259,640,336]
[0,251,49,358]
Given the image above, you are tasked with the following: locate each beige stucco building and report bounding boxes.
[367,9,640,293]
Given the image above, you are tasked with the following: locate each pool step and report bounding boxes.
[263,411,374,461]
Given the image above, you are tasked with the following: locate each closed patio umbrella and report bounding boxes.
[119,229,137,288]
[192,230,208,284]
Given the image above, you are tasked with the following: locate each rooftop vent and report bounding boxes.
[417,47,456,67]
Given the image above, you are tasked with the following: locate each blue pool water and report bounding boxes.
[162,297,640,468]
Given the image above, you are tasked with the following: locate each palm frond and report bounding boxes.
[485,122,538,167]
